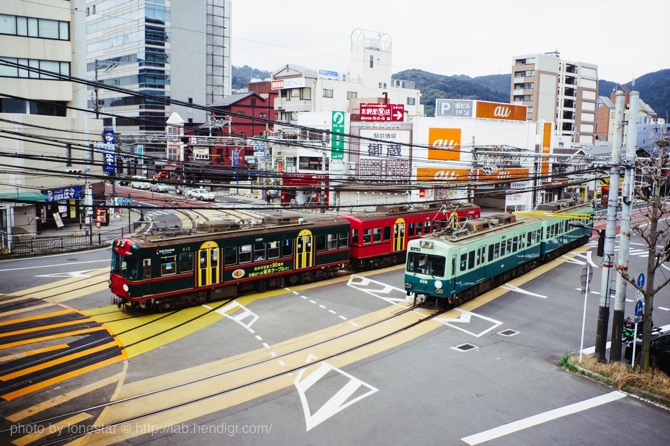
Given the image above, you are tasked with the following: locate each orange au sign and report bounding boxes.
[475,101,527,121]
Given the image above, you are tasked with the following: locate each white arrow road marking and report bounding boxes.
[435,309,502,337]
[206,301,259,330]
[294,361,379,432]
[347,275,411,306]
[462,391,626,445]
[499,283,547,298]
[35,269,98,278]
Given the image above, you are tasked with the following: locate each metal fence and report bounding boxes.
[10,234,103,255]
[3,222,145,256]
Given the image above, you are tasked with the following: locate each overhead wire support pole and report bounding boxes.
[610,91,640,362]
[595,90,625,362]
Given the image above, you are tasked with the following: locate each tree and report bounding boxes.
[616,134,670,372]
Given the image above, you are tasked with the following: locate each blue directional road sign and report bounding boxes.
[637,273,645,288]
[635,299,644,317]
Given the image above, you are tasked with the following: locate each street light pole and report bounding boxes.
[610,91,640,361]
[595,90,625,362]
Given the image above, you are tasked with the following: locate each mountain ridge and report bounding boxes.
[231,66,670,121]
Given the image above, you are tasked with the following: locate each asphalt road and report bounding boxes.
[0,225,669,445]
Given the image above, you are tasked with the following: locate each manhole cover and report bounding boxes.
[452,343,478,352]
[499,329,519,337]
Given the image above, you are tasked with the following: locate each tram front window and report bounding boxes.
[407,253,446,277]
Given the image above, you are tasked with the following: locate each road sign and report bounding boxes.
[635,298,644,317]
[359,103,404,122]
[637,273,645,288]
[580,265,593,290]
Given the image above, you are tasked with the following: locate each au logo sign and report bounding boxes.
[428,128,461,161]
[331,111,345,160]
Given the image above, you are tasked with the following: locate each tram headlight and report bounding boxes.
[122,284,129,293]
[434,280,443,290]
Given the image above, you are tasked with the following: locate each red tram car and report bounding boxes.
[339,202,480,270]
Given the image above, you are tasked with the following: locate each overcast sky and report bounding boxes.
[231,0,667,83]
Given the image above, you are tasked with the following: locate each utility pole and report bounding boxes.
[610,91,640,361]
[595,90,625,362]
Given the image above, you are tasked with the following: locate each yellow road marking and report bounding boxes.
[0,318,95,339]
[0,343,69,364]
[6,372,124,422]
[2,355,123,401]
[0,303,57,318]
[0,309,74,327]
[0,327,106,350]
[0,341,119,381]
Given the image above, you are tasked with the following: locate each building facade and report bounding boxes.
[0,0,104,252]
[84,0,232,133]
[511,52,598,146]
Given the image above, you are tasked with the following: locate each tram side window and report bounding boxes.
[327,233,338,250]
[351,229,359,244]
[383,226,391,240]
[363,228,372,243]
[142,259,151,279]
[224,246,237,265]
[500,239,507,256]
[416,222,423,235]
[488,244,495,262]
[254,243,265,261]
[512,236,519,252]
[268,241,280,259]
[460,253,467,271]
[316,235,326,252]
[374,227,382,242]
[179,252,194,272]
[339,231,349,248]
[468,251,475,269]
[282,238,293,257]
[408,223,415,237]
[239,244,252,263]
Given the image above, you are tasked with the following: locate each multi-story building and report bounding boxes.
[0,0,104,251]
[84,0,231,133]
[511,52,598,146]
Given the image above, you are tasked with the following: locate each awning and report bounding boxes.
[0,192,48,203]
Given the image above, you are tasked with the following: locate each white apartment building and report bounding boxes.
[0,0,104,250]
[511,52,598,146]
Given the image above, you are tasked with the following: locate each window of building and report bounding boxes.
[370,55,374,68]
[347,91,357,99]
[323,89,333,98]
[407,97,415,105]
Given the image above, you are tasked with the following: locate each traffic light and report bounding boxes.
[66,169,83,177]
[596,229,605,257]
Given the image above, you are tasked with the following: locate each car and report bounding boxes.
[624,330,670,374]
[187,187,215,201]
[150,182,169,193]
[130,176,150,190]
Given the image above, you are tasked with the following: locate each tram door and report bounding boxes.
[197,241,220,287]
[295,229,313,269]
[393,218,406,252]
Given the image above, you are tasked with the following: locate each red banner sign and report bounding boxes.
[359,103,405,122]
